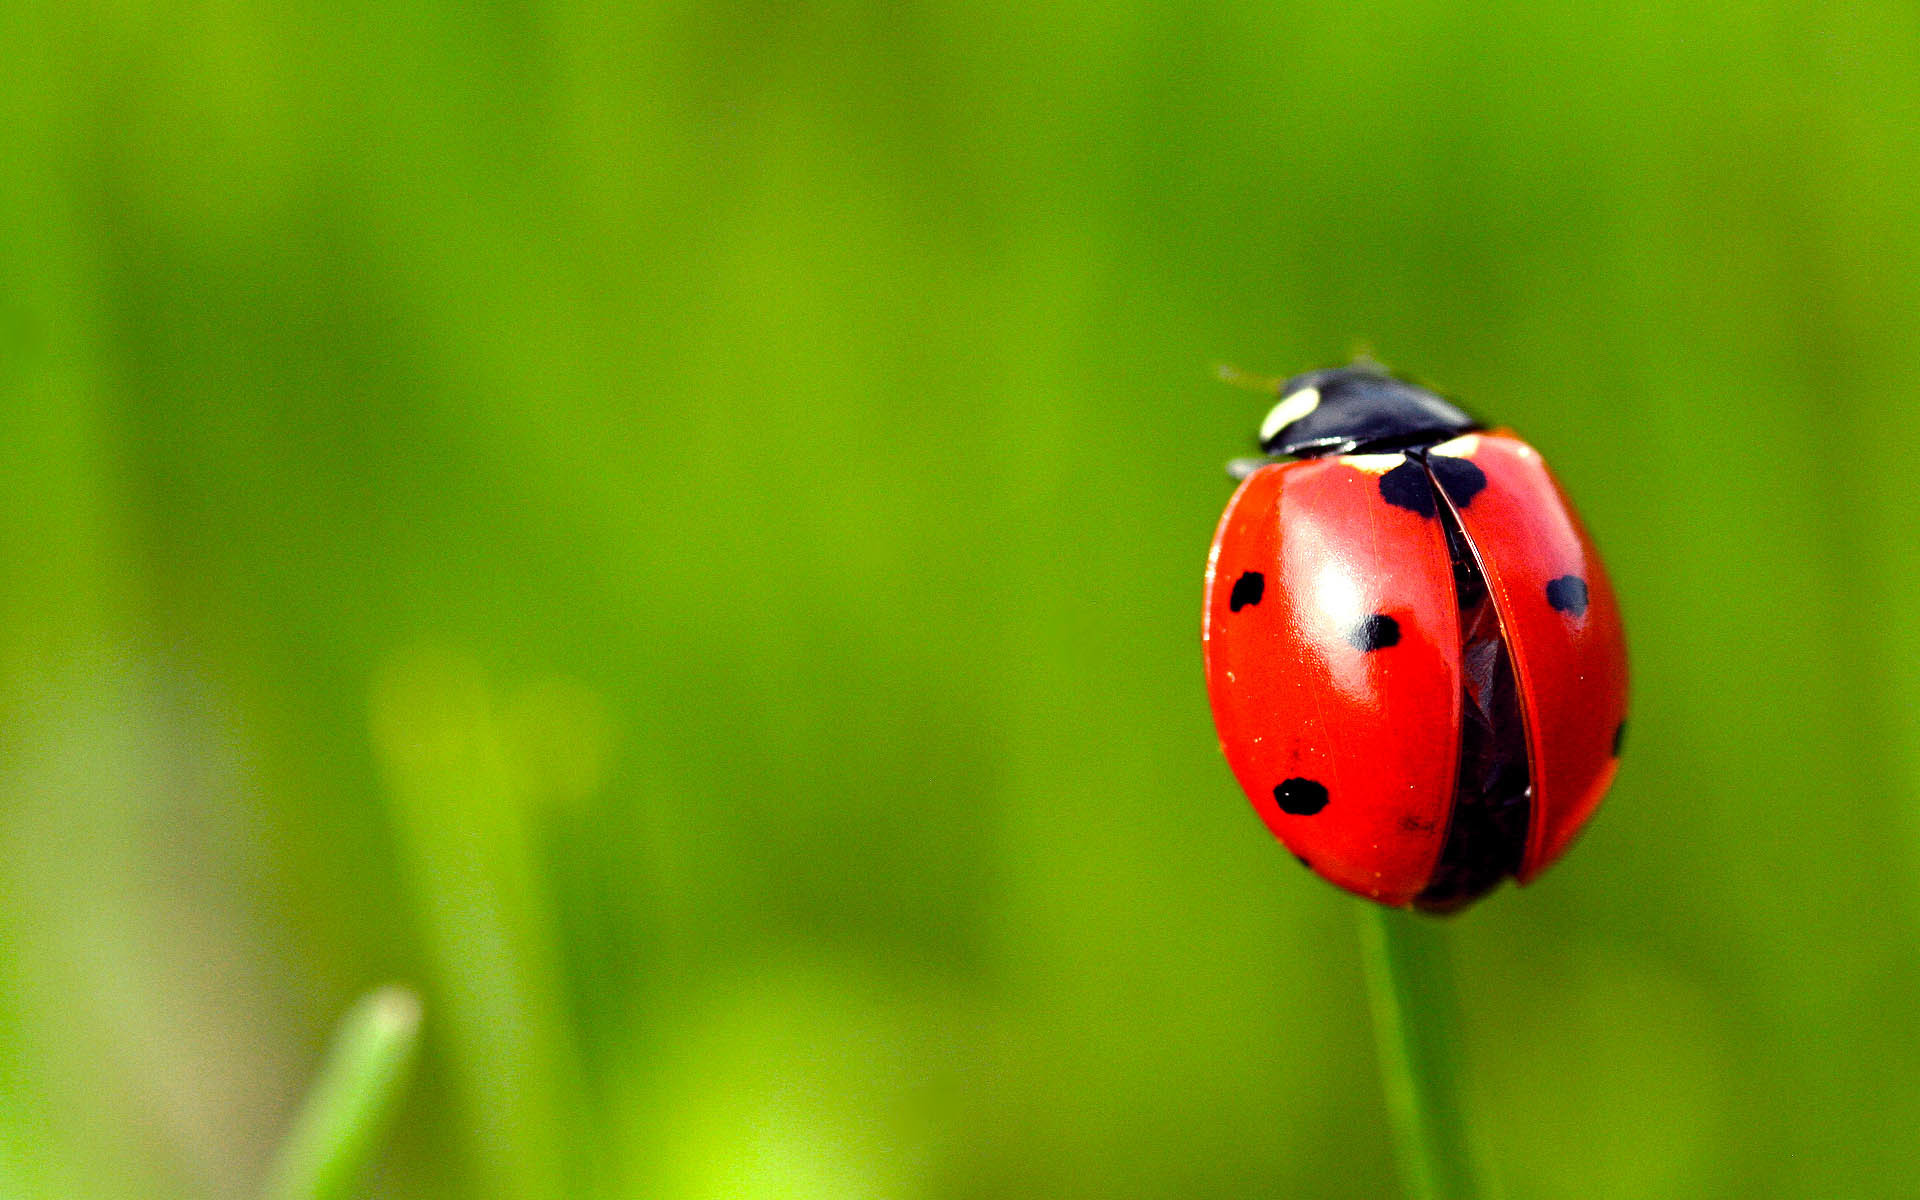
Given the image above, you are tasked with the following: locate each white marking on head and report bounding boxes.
[1342,454,1404,475]
[1260,386,1321,445]
[1432,433,1482,459]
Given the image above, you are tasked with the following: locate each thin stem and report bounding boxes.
[263,985,424,1200]
[1357,907,1488,1200]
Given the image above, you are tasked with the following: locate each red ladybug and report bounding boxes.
[1203,366,1627,911]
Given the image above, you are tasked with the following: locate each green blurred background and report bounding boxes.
[6,1,1920,1197]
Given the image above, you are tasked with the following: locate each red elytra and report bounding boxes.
[1443,434,1626,880]
[1203,372,1627,911]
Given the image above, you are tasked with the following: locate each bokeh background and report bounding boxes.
[7,1,1920,1197]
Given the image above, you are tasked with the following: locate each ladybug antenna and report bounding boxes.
[1215,363,1284,393]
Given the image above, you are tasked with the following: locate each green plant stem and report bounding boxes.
[1357,907,1486,1200]
[264,985,423,1200]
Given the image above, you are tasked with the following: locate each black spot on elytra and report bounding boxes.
[1273,778,1330,816]
[1429,454,1487,507]
[1378,458,1436,517]
[1546,575,1590,617]
[1349,613,1401,652]
[1612,719,1627,757]
[1229,571,1265,612]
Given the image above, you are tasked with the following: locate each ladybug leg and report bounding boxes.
[1227,456,1272,480]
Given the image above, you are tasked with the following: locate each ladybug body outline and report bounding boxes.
[1203,366,1627,911]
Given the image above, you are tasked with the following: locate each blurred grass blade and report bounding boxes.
[264,986,423,1200]
[1358,908,1488,1200]
[370,650,587,1199]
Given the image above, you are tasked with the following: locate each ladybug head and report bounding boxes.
[1258,366,1481,458]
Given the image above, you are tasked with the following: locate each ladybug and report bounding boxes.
[1202,365,1627,911]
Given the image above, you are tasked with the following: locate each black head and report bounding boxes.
[1258,366,1480,458]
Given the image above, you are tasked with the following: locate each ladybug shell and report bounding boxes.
[1202,431,1626,906]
